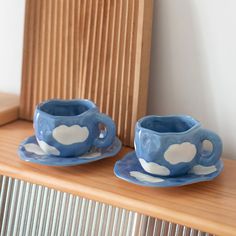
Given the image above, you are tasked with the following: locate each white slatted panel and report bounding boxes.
[0,175,214,236]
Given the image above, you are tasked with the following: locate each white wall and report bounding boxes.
[0,0,25,94]
[148,0,236,159]
[0,0,236,159]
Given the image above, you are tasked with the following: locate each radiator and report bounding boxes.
[0,176,213,236]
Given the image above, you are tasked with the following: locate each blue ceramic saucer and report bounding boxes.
[19,136,121,166]
[114,151,223,187]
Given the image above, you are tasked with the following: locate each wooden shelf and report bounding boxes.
[0,120,235,236]
[0,92,19,126]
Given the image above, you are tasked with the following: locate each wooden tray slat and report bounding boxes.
[20,0,153,147]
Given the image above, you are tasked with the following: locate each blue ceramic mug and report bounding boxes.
[134,115,222,177]
[34,99,116,157]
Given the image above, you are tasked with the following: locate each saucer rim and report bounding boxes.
[114,151,224,188]
[19,135,122,166]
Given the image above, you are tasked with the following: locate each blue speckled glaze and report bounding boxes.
[18,135,121,166]
[34,99,116,157]
[135,115,223,176]
[114,151,224,187]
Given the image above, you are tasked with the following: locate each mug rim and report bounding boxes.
[36,99,98,119]
[136,115,200,136]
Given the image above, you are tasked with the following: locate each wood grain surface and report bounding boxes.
[0,120,235,236]
[0,93,19,126]
[20,0,153,147]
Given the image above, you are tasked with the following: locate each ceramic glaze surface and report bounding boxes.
[19,136,121,166]
[138,158,170,176]
[164,142,197,164]
[37,139,61,156]
[134,115,223,177]
[130,171,164,183]
[114,151,224,187]
[52,125,89,145]
[34,99,116,157]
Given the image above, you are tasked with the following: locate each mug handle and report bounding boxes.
[197,128,222,166]
[93,113,116,148]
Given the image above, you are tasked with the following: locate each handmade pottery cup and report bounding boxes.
[134,115,222,177]
[34,99,116,157]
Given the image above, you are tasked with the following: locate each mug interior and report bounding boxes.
[140,116,198,133]
[39,100,96,116]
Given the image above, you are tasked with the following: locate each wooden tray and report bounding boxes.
[0,120,235,236]
[19,0,153,147]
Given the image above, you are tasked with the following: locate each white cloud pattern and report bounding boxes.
[164,142,197,164]
[130,171,164,183]
[189,165,217,175]
[80,152,101,159]
[52,125,89,145]
[24,143,45,155]
[37,140,60,156]
[139,158,170,176]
